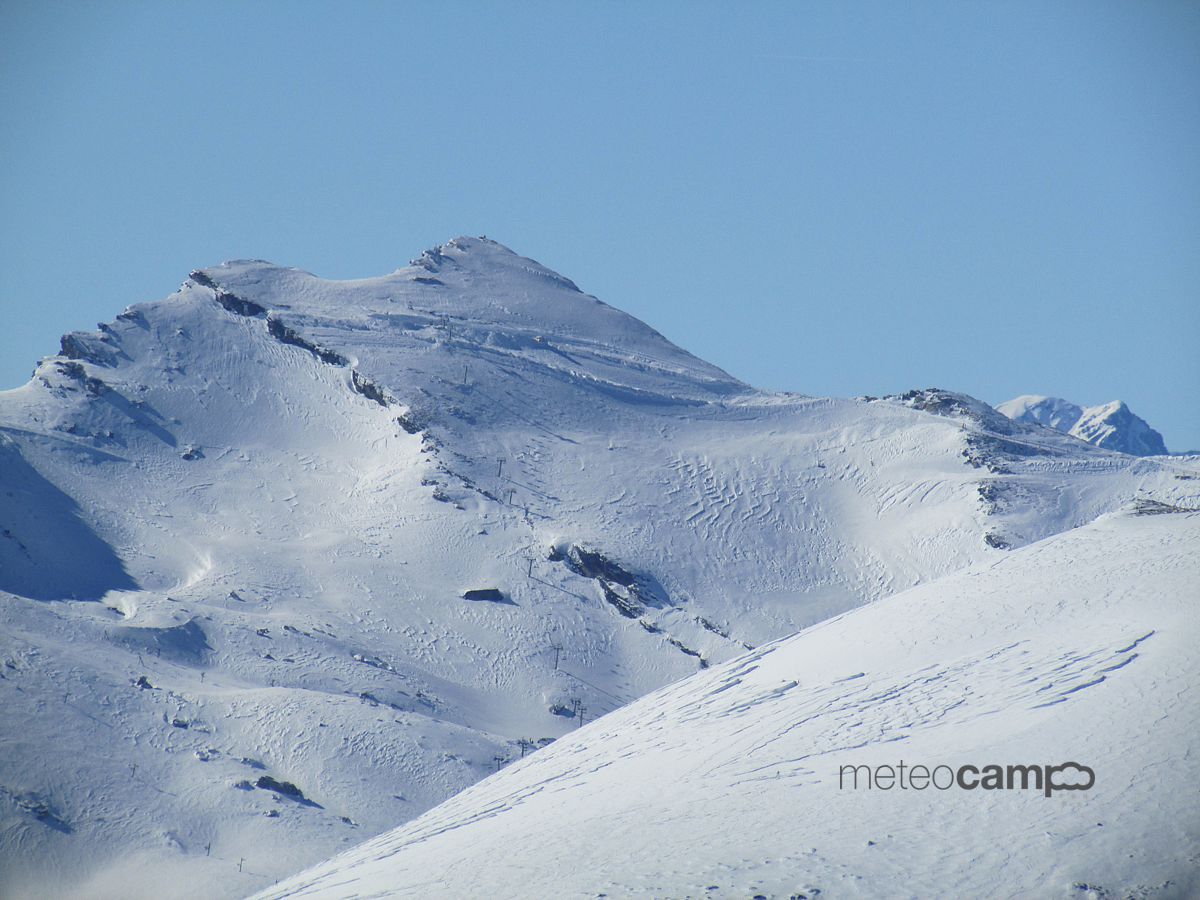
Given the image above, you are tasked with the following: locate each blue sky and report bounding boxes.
[2,1,1197,447]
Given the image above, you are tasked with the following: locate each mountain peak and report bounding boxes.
[407,236,582,291]
[996,394,1167,456]
[4,240,1199,899]
[83,238,746,423]
[1072,399,1166,456]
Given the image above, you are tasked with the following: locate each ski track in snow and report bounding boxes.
[260,512,1200,900]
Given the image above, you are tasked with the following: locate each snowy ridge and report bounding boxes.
[260,509,1200,900]
[995,395,1084,433]
[1071,401,1168,457]
[1,238,1197,897]
[998,394,1169,457]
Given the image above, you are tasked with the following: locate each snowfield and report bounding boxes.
[1,237,1196,897]
[260,509,1200,900]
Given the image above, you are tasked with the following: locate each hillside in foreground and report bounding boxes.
[263,508,1200,900]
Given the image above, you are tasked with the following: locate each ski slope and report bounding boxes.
[1,237,1197,897]
[262,508,1200,900]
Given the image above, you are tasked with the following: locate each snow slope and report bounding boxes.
[998,395,1169,457]
[261,507,1200,900]
[1071,401,1169,457]
[2,238,1197,896]
[997,395,1085,433]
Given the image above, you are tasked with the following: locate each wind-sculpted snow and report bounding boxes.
[262,511,1200,899]
[1,238,1197,897]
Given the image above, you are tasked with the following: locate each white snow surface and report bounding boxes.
[997,395,1169,457]
[1,237,1197,897]
[997,395,1085,433]
[261,509,1200,900]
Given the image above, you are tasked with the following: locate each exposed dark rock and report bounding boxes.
[551,544,673,618]
[598,581,641,618]
[213,289,267,318]
[889,388,1016,434]
[977,481,1002,511]
[1132,498,1197,516]
[266,317,348,366]
[395,412,423,434]
[667,636,707,667]
[562,545,636,586]
[54,361,108,397]
[255,776,309,802]
[60,332,116,367]
[351,370,392,407]
[462,588,512,604]
[695,616,729,639]
[189,269,218,290]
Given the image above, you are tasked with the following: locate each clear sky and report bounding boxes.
[2,1,1197,448]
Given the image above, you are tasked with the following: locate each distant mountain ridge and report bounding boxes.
[996,394,1168,456]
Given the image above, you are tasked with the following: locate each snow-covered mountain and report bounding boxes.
[998,394,1169,456]
[1071,401,1170,457]
[2,237,1197,898]
[260,506,1200,900]
[996,395,1085,433]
